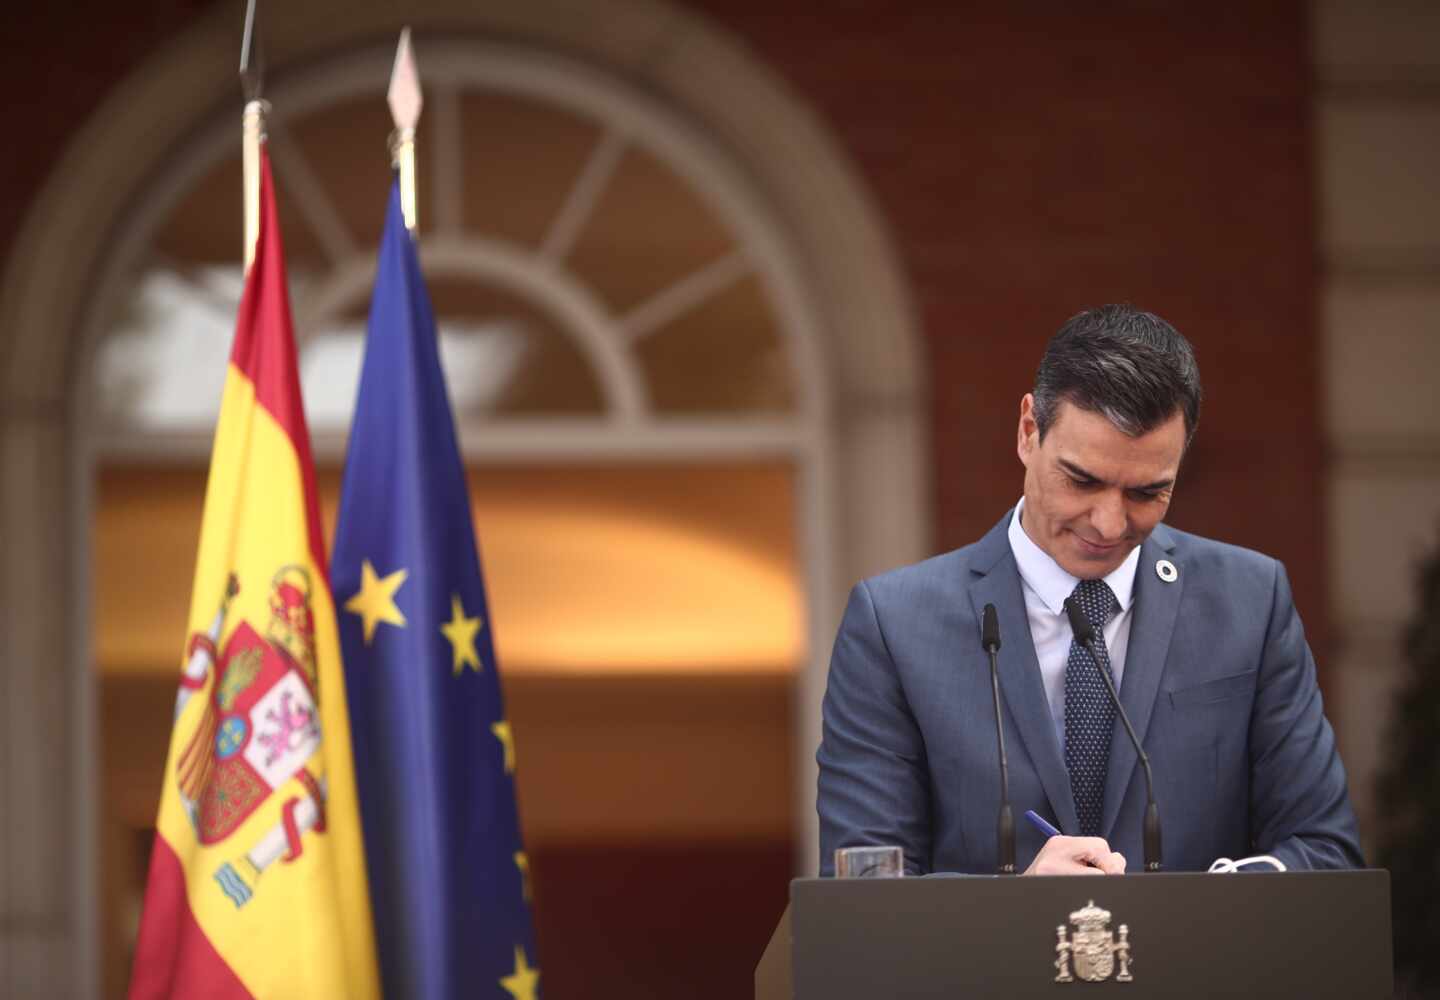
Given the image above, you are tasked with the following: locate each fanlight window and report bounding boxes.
[92,44,808,452]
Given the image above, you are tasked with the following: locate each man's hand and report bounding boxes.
[1023,836,1126,875]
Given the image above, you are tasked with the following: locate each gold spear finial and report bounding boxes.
[387,27,423,233]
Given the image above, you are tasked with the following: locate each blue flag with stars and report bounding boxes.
[332,181,539,1000]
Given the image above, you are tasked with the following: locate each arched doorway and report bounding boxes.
[0,1,927,994]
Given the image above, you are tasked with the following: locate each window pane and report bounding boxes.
[94,265,238,430]
[283,95,398,249]
[151,149,331,278]
[636,275,793,413]
[454,92,602,249]
[567,146,736,314]
[426,276,604,416]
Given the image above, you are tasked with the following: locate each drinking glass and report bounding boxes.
[834,845,903,878]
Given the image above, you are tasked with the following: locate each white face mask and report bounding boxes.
[1207,854,1287,873]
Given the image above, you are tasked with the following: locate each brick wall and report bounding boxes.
[693,1,1324,647]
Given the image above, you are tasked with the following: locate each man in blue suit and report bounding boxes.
[817,305,1362,876]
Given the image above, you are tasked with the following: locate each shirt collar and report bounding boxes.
[1007,498,1141,616]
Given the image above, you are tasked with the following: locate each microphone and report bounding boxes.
[1063,597,1162,872]
[981,604,1016,874]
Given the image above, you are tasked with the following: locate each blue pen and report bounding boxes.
[1024,809,1061,838]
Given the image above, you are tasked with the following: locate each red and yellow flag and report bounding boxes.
[129,150,380,999]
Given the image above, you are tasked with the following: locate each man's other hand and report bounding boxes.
[1023,836,1126,875]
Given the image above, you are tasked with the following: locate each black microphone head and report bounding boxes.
[1063,596,1095,645]
[981,603,1001,653]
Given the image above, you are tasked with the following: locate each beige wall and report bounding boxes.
[1316,0,1440,847]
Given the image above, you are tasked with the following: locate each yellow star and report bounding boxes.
[514,851,531,902]
[440,594,483,675]
[344,559,408,644]
[499,944,540,1000]
[491,720,516,774]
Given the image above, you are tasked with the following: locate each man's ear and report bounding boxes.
[1017,393,1038,464]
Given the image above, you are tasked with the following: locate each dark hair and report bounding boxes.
[1033,304,1202,444]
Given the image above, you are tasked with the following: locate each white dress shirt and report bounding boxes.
[1007,498,1141,749]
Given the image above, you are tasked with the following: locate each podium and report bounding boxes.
[756,871,1392,998]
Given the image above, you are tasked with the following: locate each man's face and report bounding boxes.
[1016,395,1185,579]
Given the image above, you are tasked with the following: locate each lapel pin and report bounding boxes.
[1156,559,1178,583]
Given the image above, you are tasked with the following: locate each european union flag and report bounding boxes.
[332,181,539,999]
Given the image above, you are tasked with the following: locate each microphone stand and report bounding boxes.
[982,604,1016,874]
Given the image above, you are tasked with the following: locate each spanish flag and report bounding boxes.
[128,150,381,999]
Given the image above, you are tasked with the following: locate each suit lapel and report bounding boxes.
[1100,523,1184,840]
[967,515,1079,835]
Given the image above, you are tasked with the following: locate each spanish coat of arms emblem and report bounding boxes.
[1054,899,1133,983]
[173,568,329,908]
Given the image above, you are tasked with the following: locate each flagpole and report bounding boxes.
[239,0,267,272]
[388,27,423,234]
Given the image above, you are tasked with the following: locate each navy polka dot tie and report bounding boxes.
[1064,578,1119,838]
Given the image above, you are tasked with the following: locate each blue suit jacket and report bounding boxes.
[817,512,1363,875]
